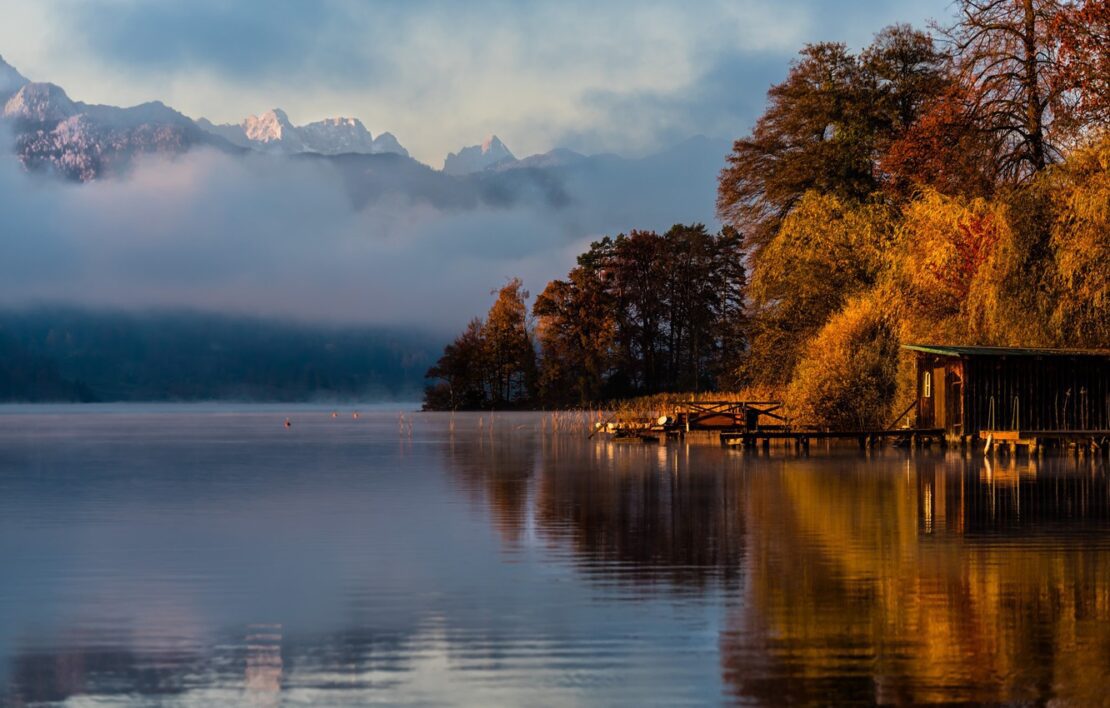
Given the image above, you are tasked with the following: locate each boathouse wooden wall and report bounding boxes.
[915,351,1110,438]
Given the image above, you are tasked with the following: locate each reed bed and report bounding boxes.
[542,408,608,436]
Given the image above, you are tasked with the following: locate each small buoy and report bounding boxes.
[352,412,360,420]
[331,411,338,419]
[283,417,292,428]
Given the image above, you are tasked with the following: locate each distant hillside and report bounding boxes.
[0,309,440,402]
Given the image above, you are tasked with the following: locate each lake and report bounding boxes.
[1,407,1108,705]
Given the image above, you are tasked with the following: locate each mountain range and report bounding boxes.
[0,53,725,191]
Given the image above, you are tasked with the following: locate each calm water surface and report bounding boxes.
[1,407,1109,706]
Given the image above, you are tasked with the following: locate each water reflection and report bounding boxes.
[449,433,1110,704]
[1,410,1109,704]
[445,433,747,591]
[720,455,1110,705]
[445,432,538,550]
[533,440,746,592]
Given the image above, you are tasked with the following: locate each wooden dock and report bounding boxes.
[720,428,947,451]
[982,430,1110,456]
[595,399,947,451]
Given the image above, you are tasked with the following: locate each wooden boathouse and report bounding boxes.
[596,346,1107,455]
[904,345,1110,449]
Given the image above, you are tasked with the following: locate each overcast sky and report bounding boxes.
[2,0,952,165]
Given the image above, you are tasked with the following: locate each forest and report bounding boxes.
[424,0,1109,424]
[0,309,436,402]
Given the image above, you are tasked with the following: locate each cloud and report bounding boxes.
[0,0,953,164]
[564,50,791,156]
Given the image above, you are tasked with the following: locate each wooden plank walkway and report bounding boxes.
[982,429,1110,456]
[721,428,946,451]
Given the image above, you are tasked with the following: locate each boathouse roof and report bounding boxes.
[902,344,1110,358]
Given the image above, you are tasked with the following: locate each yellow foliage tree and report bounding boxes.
[1046,136,1110,346]
[786,293,900,429]
[745,192,894,386]
[894,190,1007,339]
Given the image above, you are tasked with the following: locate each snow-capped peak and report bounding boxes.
[443,135,516,175]
[3,82,76,123]
[301,115,374,154]
[243,108,298,145]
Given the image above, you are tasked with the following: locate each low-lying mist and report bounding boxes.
[0,138,725,330]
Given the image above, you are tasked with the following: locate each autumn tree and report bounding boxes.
[483,278,536,406]
[717,42,874,254]
[1039,135,1109,345]
[533,249,617,406]
[608,231,668,392]
[532,225,749,403]
[742,193,894,386]
[656,224,747,390]
[718,27,946,256]
[881,82,1001,198]
[786,294,900,429]
[432,5,1108,418]
[605,226,749,394]
[937,0,1075,178]
[424,279,537,410]
[1053,0,1110,134]
[864,24,950,139]
[423,318,489,410]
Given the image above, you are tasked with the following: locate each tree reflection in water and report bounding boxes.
[444,433,746,591]
[448,433,1110,705]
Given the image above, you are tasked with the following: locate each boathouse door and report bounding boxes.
[933,366,947,430]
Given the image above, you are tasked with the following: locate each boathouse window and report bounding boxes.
[923,371,932,398]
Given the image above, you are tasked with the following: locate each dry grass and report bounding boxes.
[605,386,784,420]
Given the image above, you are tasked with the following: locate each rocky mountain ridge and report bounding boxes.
[198,108,410,157]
